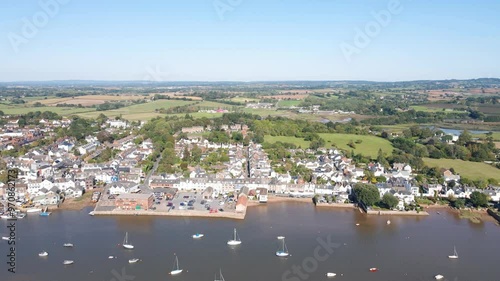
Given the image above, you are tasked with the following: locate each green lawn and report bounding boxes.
[423,158,500,181]
[318,133,393,158]
[264,135,311,148]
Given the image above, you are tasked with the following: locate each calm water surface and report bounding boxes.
[2,203,499,281]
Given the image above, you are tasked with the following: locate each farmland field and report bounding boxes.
[277,100,302,107]
[0,105,95,115]
[196,101,237,109]
[318,133,394,158]
[32,95,148,106]
[264,133,394,157]
[77,100,196,119]
[423,158,500,181]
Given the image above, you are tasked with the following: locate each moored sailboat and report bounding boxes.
[276,236,289,257]
[122,232,134,249]
[169,255,183,275]
[227,228,241,246]
[214,269,225,281]
[448,246,458,259]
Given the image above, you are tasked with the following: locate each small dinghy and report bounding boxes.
[63,243,74,247]
[326,272,337,277]
[38,251,49,257]
[129,258,140,264]
[435,274,444,280]
[369,268,378,272]
[192,233,204,239]
[63,260,74,265]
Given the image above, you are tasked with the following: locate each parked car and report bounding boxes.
[200,200,206,205]
[108,195,115,199]
[218,208,224,212]
[187,206,194,210]
[167,202,173,207]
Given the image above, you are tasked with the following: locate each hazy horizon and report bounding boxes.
[1,0,499,82]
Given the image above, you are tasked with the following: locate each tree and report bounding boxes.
[381,193,399,209]
[96,130,114,144]
[453,198,465,209]
[469,191,488,208]
[457,130,472,146]
[353,183,380,206]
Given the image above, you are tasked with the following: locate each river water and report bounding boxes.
[1,202,499,281]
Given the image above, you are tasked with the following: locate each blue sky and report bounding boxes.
[0,0,499,82]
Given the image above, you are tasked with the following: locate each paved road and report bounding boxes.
[139,154,162,193]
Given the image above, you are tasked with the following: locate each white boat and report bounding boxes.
[276,237,289,257]
[128,258,140,263]
[63,243,74,247]
[2,236,10,241]
[227,228,241,246]
[214,269,225,281]
[169,255,183,275]
[26,208,42,213]
[122,232,134,249]
[89,211,95,216]
[16,213,26,219]
[448,246,458,259]
[0,214,14,219]
[326,272,337,277]
[108,256,116,259]
[387,220,391,225]
[39,207,51,216]
[435,274,444,280]
[192,233,204,239]
[38,251,49,257]
[63,260,74,265]
[277,236,285,240]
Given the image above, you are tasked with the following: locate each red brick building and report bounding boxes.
[115,193,154,210]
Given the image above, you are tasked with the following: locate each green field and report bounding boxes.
[410,105,443,112]
[423,158,500,181]
[277,100,302,107]
[318,133,394,158]
[229,97,260,103]
[0,105,95,115]
[196,101,236,109]
[264,135,311,148]
[264,133,394,157]
[77,100,196,119]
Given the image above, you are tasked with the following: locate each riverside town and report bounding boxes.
[1,1,499,280]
